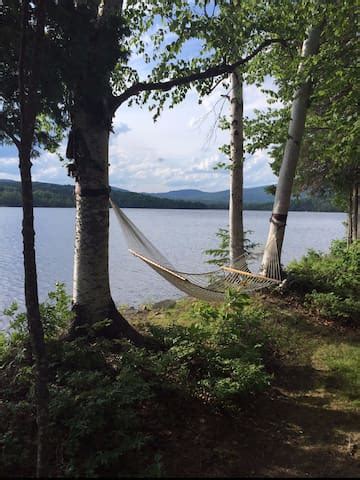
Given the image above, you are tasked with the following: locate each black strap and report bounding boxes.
[75,186,111,198]
[270,213,287,227]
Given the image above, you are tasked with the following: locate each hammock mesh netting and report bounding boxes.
[111,199,282,302]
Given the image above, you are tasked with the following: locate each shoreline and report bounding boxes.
[0,205,345,213]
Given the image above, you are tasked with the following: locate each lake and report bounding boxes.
[0,208,346,325]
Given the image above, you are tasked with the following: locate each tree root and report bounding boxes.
[65,300,163,351]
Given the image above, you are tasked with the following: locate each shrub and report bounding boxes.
[0,288,271,476]
[147,291,271,406]
[3,282,73,345]
[287,240,360,323]
[0,287,157,477]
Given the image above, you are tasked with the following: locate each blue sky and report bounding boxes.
[0,80,278,193]
[0,17,280,193]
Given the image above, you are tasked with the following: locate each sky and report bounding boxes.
[0,21,279,194]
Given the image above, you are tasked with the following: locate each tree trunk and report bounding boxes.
[18,1,49,476]
[67,111,146,346]
[229,69,244,266]
[348,189,353,245]
[19,148,49,477]
[352,183,359,242]
[261,25,322,274]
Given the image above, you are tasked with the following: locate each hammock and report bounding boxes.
[110,199,282,303]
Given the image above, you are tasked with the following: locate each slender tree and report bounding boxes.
[245,1,358,253]
[18,1,49,475]
[1,0,64,472]
[229,69,245,265]
[261,25,322,274]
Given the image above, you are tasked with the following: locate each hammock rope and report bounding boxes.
[111,199,282,302]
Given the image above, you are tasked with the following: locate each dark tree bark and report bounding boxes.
[18,1,49,476]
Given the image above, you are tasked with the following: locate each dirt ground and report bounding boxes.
[129,296,360,478]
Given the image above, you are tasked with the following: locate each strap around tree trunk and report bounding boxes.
[75,185,111,197]
[270,213,287,227]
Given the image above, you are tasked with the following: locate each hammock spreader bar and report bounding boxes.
[221,266,281,284]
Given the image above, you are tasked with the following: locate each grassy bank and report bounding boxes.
[126,293,360,476]
[1,287,359,477]
[1,241,359,477]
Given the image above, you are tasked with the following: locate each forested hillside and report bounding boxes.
[0,180,208,209]
[0,180,342,211]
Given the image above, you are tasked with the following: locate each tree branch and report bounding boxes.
[111,38,287,114]
[0,115,21,149]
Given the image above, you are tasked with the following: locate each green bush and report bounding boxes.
[147,291,271,405]
[3,282,73,345]
[0,286,157,477]
[0,338,157,477]
[287,240,360,323]
[0,288,270,476]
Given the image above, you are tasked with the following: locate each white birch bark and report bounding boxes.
[261,25,322,274]
[68,111,146,345]
[229,69,244,266]
[72,111,113,324]
[71,0,123,322]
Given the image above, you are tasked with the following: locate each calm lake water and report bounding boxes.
[0,208,346,325]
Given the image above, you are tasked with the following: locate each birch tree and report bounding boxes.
[261,25,322,274]
[45,0,289,340]
[245,0,358,255]
[229,69,245,265]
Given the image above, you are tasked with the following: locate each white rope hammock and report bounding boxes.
[111,199,282,303]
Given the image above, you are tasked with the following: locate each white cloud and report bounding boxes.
[0,171,19,181]
[31,150,70,184]
[1,157,18,166]
[1,79,278,192]
[108,80,278,192]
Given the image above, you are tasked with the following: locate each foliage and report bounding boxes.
[0,340,155,477]
[0,286,156,477]
[244,1,359,208]
[0,287,271,476]
[287,240,360,323]
[148,291,271,405]
[48,342,155,477]
[205,227,259,266]
[0,0,66,153]
[3,283,73,344]
[124,0,316,118]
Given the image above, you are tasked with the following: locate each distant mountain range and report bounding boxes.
[148,186,274,206]
[0,179,342,211]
